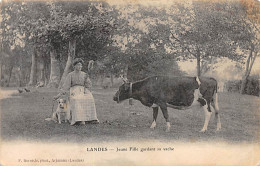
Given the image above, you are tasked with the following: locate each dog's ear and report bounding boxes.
[64,100,67,103]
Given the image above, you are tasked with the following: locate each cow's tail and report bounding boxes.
[212,79,221,131]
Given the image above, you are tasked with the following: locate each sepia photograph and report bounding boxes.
[0,0,259,166]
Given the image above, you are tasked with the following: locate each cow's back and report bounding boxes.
[141,76,198,106]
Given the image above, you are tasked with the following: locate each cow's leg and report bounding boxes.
[159,103,170,132]
[190,88,201,107]
[150,107,159,129]
[198,98,212,132]
[211,97,221,131]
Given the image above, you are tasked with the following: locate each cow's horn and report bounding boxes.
[120,75,128,83]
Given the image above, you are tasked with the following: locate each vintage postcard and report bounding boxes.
[0,0,259,166]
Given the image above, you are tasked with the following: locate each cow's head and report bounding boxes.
[113,76,131,103]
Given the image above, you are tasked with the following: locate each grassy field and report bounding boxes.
[0,87,259,144]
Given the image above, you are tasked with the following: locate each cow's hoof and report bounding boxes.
[150,121,156,129]
[150,124,156,129]
[216,124,221,131]
[216,128,221,132]
[199,129,206,133]
[165,122,171,132]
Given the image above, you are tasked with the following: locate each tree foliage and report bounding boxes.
[1,1,259,89]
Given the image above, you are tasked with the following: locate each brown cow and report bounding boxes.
[113,76,220,132]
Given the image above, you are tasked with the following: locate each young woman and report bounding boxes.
[54,58,99,125]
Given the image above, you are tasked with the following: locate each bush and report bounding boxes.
[224,80,242,92]
[245,75,259,96]
[224,75,259,96]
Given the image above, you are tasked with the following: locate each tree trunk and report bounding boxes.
[18,66,22,87]
[38,62,44,84]
[124,64,128,79]
[43,57,49,86]
[0,61,2,81]
[18,54,23,87]
[28,47,37,86]
[58,39,76,89]
[240,76,248,94]
[21,68,29,87]
[48,48,60,88]
[196,55,201,77]
[110,72,114,87]
[100,73,105,86]
[240,47,256,94]
[6,66,13,87]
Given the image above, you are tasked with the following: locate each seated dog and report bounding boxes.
[52,98,69,124]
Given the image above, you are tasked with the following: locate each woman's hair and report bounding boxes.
[72,58,84,67]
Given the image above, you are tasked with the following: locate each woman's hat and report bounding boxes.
[72,58,84,66]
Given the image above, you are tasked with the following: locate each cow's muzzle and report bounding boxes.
[113,91,120,103]
[113,95,117,102]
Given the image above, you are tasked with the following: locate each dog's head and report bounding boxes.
[57,99,67,109]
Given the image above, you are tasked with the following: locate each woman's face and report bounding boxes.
[74,62,83,71]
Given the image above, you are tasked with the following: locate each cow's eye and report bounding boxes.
[124,84,129,90]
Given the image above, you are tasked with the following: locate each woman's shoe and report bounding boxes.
[80,121,86,125]
[91,120,99,124]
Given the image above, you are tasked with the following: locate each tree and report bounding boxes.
[169,2,245,77]
[111,4,183,81]
[2,1,117,88]
[0,1,22,86]
[3,1,57,87]
[238,0,260,94]
[55,1,116,88]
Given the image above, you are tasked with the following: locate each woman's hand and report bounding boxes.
[84,88,91,94]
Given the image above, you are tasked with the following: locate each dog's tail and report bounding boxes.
[45,118,52,121]
[45,117,57,122]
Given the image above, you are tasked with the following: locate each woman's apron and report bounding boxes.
[68,86,98,125]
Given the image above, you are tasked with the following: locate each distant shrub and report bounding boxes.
[224,80,242,92]
[225,75,259,96]
[245,75,259,96]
